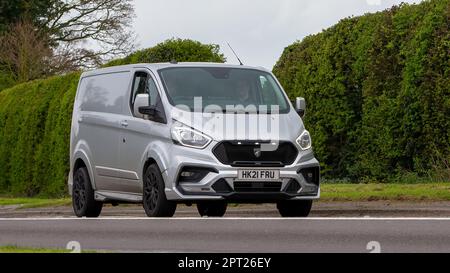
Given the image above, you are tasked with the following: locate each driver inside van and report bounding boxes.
[235,79,253,106]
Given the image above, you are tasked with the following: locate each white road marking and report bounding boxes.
[0,217,450,221]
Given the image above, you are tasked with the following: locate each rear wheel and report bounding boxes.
[197,201,227,217]
[72,167,103,217]
[143,164,177,217]
[277,200,312,217]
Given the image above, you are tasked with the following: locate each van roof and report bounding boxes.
[81,62,271,78]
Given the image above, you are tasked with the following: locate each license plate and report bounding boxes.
[237,170,280,181]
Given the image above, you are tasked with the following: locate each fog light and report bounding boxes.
[298,167,320,186]
[181,171,195,177]
[178,167,217,183]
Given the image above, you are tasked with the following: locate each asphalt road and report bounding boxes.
[3,201,450,218]
[1,217,450,253]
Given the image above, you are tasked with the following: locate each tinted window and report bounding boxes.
[79,72,130,114]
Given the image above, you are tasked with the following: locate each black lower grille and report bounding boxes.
[213,141,298,166]
[234,182,282,192]
[284,179,301,193]
[212,179,233,193]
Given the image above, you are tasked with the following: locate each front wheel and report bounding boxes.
[277,200,313,217]
[143,164,177,217]
[197,201,227,217]
[72,167,103,217]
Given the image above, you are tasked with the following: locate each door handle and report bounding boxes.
[120,121,128,127]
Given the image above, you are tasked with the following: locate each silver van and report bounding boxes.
[69,63,320,217]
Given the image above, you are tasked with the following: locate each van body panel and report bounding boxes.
[118,120,171,193]
[73,71,133,192]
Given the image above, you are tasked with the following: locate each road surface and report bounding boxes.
[3,201,450,218]
[1,217,450,252]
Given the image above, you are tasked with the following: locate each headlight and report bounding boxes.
[171,124,212,149]
[296,130,312,150]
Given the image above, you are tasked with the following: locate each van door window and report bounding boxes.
[130,71,166,123]
[131,72,160,108]
[131,72,149,106]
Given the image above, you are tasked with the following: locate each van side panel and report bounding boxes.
[74,71,132,191]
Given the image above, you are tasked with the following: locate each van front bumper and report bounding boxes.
[163,144,320,202]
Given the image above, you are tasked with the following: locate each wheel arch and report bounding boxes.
[72,151,97,191]
[141,143,169,183]
[142,157,163,182]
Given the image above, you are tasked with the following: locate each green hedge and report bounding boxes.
[0,39,225,197]
[273,0,449,181]
[0,70,16,91]
[0,73,80,196]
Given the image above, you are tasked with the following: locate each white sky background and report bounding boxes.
[132,0,423,70]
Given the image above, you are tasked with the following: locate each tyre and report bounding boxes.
[277,200,313,217]
[72,167,103,217]
[143,164,177,217]
[197,201,227,217]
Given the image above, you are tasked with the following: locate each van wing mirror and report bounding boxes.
[295,97,306,118]
[138,106,156,116]
[134,94,149,119]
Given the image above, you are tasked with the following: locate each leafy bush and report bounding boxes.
[104,38,226,67]
[273,0,449,181]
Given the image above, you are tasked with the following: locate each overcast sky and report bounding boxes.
[132,0,422,70]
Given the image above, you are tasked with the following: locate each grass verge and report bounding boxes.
[320,183,450,201]
[0,197,70,209]
[0,245,97,253]
[0,246,72,253]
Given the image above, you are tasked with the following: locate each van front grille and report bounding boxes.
[213,141,298,166]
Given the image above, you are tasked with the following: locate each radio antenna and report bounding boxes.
[227,42,244,66]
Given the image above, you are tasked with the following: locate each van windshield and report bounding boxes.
[158,67,290,113]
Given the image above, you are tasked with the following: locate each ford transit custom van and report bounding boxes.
[69,63,320,217]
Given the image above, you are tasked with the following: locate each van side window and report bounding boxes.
[79,72,130,114]
[131,72,160,108]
